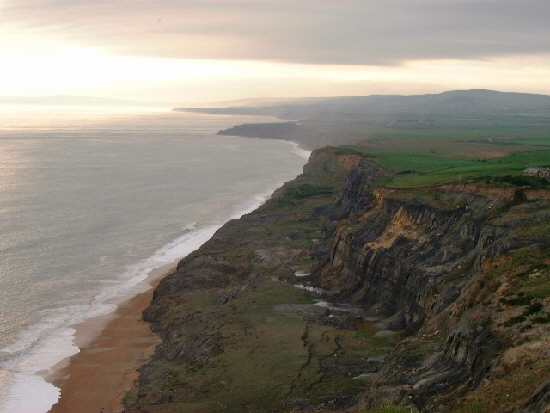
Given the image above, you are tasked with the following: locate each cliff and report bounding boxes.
[125,147,550,413]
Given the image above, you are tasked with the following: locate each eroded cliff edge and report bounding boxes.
[125,147,550,413]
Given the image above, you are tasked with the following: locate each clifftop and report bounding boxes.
[125,147,550,413]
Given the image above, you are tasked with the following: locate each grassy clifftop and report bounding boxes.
[333,145,550,189]
[125,144,550,412]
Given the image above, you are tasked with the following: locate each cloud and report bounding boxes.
[3,0,550,65]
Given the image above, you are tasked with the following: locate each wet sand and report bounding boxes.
[47,265,174,413]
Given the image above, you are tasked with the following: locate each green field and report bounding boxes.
[335,143,550,189]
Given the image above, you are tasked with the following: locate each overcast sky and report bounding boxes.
[1,0,549,103]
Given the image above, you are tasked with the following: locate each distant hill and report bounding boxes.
[178,90,550,150]
[178,90,550,120]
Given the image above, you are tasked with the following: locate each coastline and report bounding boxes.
[34,224,225,413]
[41,141,311,413]
[42,140,550,412]
[47,264,173,413]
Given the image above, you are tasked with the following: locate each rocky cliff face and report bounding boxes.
[314,163,550,412]
[126,148,550,413]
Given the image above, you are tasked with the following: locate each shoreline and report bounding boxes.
[46,263,174,413]
[35,140,311,413]
[41,147,311,412]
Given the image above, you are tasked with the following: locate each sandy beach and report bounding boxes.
[46,266,173,413]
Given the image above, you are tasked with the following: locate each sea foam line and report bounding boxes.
[0,171,291,413]
[288,142,312,161]
[0,139,309,413]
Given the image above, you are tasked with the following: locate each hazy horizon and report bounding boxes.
[2,88,550,110]
[2,1,550,103]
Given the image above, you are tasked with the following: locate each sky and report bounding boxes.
[1,0,550,104]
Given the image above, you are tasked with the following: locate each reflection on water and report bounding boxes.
[0,104,171,131]
[0,105,305,413]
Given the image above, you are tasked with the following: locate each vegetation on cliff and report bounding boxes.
[124,87,550,413]
[125,138,550,412]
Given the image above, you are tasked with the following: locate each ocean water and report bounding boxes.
[0,106,309,412]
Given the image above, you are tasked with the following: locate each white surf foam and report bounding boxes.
[0,178,287,413]
[0,133,311,413]
[0,225,220,413]
[288,142,311,161]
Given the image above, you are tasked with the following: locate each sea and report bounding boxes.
[0,105,310,413]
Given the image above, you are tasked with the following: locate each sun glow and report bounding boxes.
[2,30,550,104]
[0,44,230,97]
